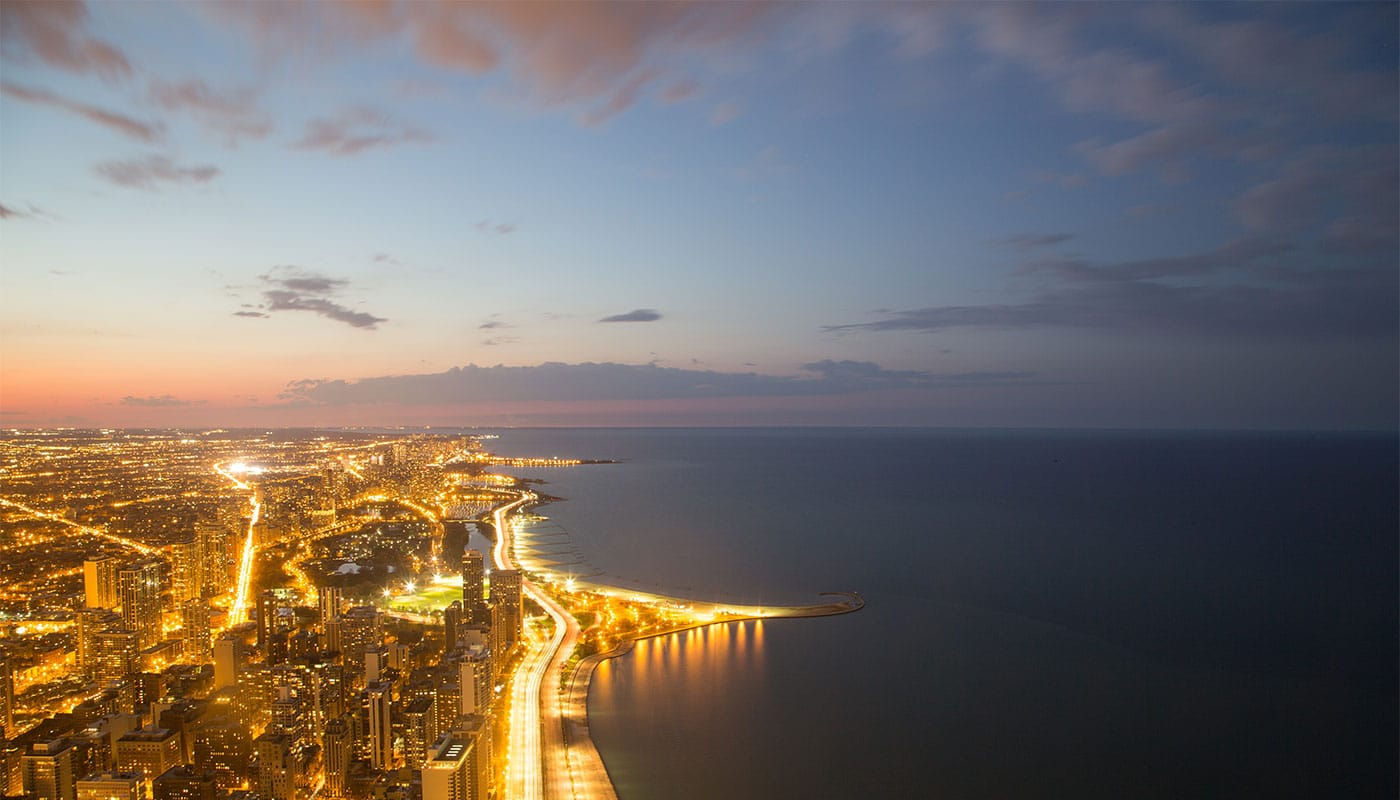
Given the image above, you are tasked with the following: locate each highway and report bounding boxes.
[215,464,261,628]
[492,493,590,800]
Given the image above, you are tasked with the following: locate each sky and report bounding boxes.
[0,1,1395,430]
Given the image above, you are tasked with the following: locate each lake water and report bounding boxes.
[488,428,1398,799]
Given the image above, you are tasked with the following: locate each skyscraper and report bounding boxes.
[92,631,141,683]
[489,569,522,654]
[419,735,473,800]
[338,607,380,685]
[194,520,231,597]
[321,716,351,798]
[461,550,487,625]
[443,601,462,653]
[180,600,211,663]
[191,718,248,791]
[317,586,342,634]
[254,733,294,800]
[256,590,294,655]
[402,697,436,769]
[0,652,12,739]
[77,609,123,678]
[365,681,394,771]
[118,560,163,650]
[22,739,78,800]
[212,636,241,690]
[84,557,120,609]
[168,538,202,605]
[458,649,491,718]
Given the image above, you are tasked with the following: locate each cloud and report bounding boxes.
[232,310,268,318]
[252,267,387,330]
[0,81,161,141]
[294,108,432,156]
[93,154,219,190]
[1234,146,1398,254]
[660,79,698,103]
[827,240,1397,341]
[278,360,1038,406]
[120,394,203,407]
[149,78,272,144]
[709,100,740,127]
[0,203,25,219]
[214,2,777,124]
[475,220,516,235]
[599,308,662,323]
[997,233,1074,249]
[0,0,132,80]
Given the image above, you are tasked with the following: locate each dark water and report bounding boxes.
[489,428,1398,799]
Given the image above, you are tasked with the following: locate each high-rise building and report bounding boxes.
[338,607,380,685]
[489,569,521,648]
[92,631,141,683]
[419,735,471,800]
[118,561,164,650]
[364,647,388,687]
[256,590,295,655]
[254,733,294,800]
[268,686,306,750]
[85,557,121,610]
[75,772,143,800]
[193,520,231,598]
[167,539,202,605]
[420,724,489,800]
[366,683,394,767]
[179,601,211,663]
[457,648,491,718]
[22,739,78,800]
[0,651,13,739]
[191,717,248,791]
[150,766,215,800]
[317,586,342,632]
[401,697,436,769]
[365,681,394,771]
[442,601,462,653]
[113,728,181,783]
[489,569,522,669]
[321,717,351,798]
[77,610,123,678]
[211,636,241,690]
[445,715,491,800]
[461,551,486,625]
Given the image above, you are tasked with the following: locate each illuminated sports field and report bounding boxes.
[381,574,464,613]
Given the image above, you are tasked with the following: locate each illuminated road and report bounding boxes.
[493,493,592,800]
[215,464,260,627]
[0,496,158,555]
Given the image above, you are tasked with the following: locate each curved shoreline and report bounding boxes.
[496,490,864,799]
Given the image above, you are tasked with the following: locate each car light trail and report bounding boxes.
[216,463,260,627]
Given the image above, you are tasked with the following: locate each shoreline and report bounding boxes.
[497,489,863,799]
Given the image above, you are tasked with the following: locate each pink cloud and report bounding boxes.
[215,1,778,122]
[0,81,161,141]
[0,0,132,80]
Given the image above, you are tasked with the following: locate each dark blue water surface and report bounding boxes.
[488,428,1398,799]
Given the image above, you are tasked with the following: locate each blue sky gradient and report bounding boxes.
[1,1,1395,428]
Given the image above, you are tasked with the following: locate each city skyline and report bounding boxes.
[1,2,1396,430]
